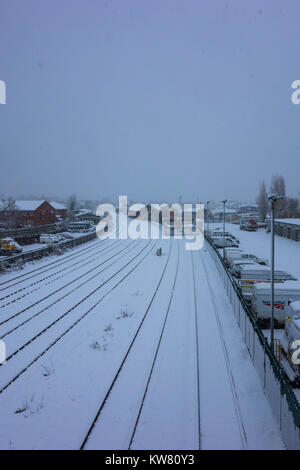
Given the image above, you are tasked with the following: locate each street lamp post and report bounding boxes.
[268,194,284,351]
[206,201,210,236]
[222,199,227,260]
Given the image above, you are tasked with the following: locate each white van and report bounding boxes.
[224,248,243,259]
[229,260,257,275]
[251,282,300,327]
[282,301,300,384]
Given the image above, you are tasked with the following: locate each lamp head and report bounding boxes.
[268,194,284,202]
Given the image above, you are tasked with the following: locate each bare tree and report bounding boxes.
[67,194,77,220]
[256,180,268,221]
[286,197,300,218]
[0,197,18,228]
[269,174,287,217]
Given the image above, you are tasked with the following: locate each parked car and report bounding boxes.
[224,248,244,257]
[59,233,74,240]
[229,258,257,274]
[209,230,239,243]
[39,234,60,244]
[227,252,268,267]
[212,236,239,248]
[240,218,258,231]
[229,260,258,276]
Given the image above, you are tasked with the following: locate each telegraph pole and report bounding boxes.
[222,199,227,259]
[268,194,284,350]
[206,201,210,236]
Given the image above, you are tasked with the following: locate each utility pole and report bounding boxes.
[222,199,227,260]
[268,194,284,350]
[206,201,210,236]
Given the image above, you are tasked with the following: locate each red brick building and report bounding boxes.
[50,201,68,220]
[0,200,57,227]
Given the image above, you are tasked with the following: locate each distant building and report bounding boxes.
[267,218,300,241]
[239,204,259,215]
[0,200,57,227]
[74,209,99,224]
[211,208,238,223]
[50,201,68,220]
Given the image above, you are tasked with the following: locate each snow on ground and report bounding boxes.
[209,222,300,403]
[209,222,300,281]
[0,230,286,449]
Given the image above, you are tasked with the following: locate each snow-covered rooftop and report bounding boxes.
[211,208,237,214]
[50,201,67,210]
[14,200,46,211]
[275,218,300,225]
[253,281,300,292]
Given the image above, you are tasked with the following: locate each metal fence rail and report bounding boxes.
[205,236,300,449]
[0,222,68,240]
[0,231,97,271]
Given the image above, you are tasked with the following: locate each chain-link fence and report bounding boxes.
[206,236,300,449]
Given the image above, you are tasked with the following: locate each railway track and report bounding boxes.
[0,239,124,306]
[190,251,201,450]
[80,240,180,450]
[199,250,248,450]
[0,239,137,330]
[0,239,156,395]
[0,236,108,291]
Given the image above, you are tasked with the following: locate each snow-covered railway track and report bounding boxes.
[0,237,108,291]
[0,239,124,307]
[81,240,180,450]
[199,250,248,450]
[0,239,156,394]
[0,239,136,330]
[190,252,201,450]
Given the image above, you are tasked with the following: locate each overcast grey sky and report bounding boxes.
[0,0,300,203]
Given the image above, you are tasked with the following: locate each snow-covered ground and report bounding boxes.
[0,230,285,449]
[212,222,300,401]
[209,222,300,281]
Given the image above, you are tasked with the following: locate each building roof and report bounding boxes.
[75,209,94,215]
[14,200,46,211]
[50,201,67,210]
[275,218,300,226]
[212,208,237,214]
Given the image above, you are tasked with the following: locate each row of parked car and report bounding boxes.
[223,247,299,327]
[210,232,300,386]
[39,233,74,244]
[0,232,76,257]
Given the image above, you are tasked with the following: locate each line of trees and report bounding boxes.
[256,175,300,220]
